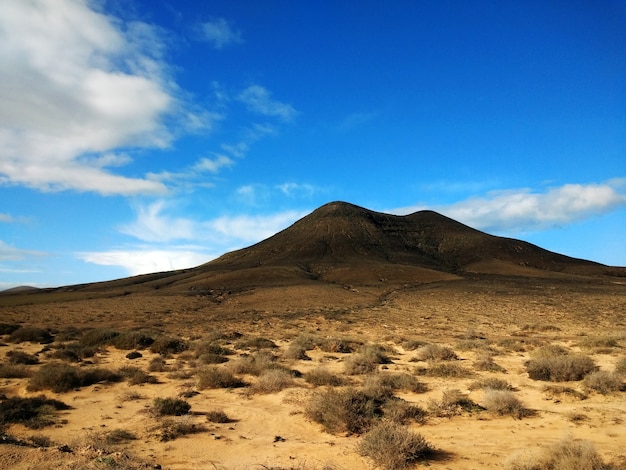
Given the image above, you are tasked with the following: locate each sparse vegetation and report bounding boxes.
[421,362,473,378]
[357,421,432,470]
[149,336,188,355]
[8,326,53,344]
[234,336,277,350]
[206,409,232,423]
[151,397,191,416]
[525,352,597,382]
[582,371,623,394]
[482,389,532,419]
[250,368,296,393]
[469,378,516,391]
[474,353,506,372]
[428,389,483,417]
[27,363,121,393]
[504,436,610,470]
[6,350,39,365]
[304,367,346,386]
[0,395,70,428]
[362,372,427,394]
[118,365,158,385]
[157,417,205,442]
[414,343,458,361]
[196,366,246,389]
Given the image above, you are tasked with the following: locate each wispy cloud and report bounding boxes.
[392,181,626,234]
[238,85,298,121]
[277,182,319,197]
[0,0,211,195]
[338,111,378,131]
[0,240,46,261]
[79,247,215,276]
[199,18,243,49]
[84,207,307,276]
[118,201,196,243]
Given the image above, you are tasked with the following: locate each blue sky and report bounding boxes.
[1,0,625,289]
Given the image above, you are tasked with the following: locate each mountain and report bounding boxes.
[1,201,623,301]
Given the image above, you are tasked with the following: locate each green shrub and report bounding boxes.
[27,363,121,393]
[582,371,623,394]
[196,366,246,389]
[8,327,53,344]
[526,354,597,382]
[151,397,191,416]
[357,421,432,470]
[0,395,70,429]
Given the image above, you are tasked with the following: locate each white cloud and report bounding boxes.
[392,181,626,234]
[119,201,196,242]
[199,18,243,49]
[0,240,46,261]
[238,85,298,121]
[84,208,307,276]
[206,210,305,243]
[79,248,215,276]
[277,182,318,197]
[0,0,198,195]
[192,155,234,173]
[338,111,378,131]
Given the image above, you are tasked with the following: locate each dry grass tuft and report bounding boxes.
[304,367,347,387]
[582,371,624,394]
[504,436,610,470]
[196,366,247,389]
[357,421,432,470]
[525,350,597,382]
[428,389,483,417]
[482,389,532,419]
[415,343,458,361]
[250,368,296,394]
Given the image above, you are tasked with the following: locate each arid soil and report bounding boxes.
[0,275,625,469]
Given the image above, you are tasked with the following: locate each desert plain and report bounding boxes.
[0,202,625,469]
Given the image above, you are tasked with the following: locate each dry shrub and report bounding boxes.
[282,343,311,361]
[79,328,119,347]
[357,421,432,470]
[415,343,458,361]
[103,429,137,444]
[111,330,155,350]
[27,363,121,393]
[0,395,70,429]
[6,350,39,365]
[615,357,626,375]
[504,436,609,470]
[381,398,427,424]
[362,372,427,395]
[157,417,205,442]
[8,327,53,344]
[234,336,277,350]
[0,364,31,378]
[474,353,506,372]
[469,378,515,391]
[526,348,597,382]
[542,385,587,401]
[0,323,20,336]
[306,387,384,435]
[148,356,168,372]
[582,371,624,394]
[422,362,473,378]
[320,337,358,353]
[250,368,295,394]
[228,350,277,375]
[196,366,246,389]
[49,342,98,362]
[149,336,188,356]
[304,367,346,387]
[401,339,428,351]
[151,397,191,416]
[456,339,494,352]
[344,345,391,375]
[578,336,620,350]
[482,389,532,419]
[118,366,158,385]
[428,389,483,417]
[206,410,232,423]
